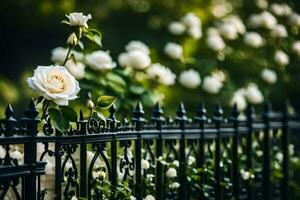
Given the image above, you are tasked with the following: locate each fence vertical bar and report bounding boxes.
[230,104,240,199]
[176,102,188,200]
[133,102,145,200]
[152,103,165,200]
[79,110,88,198]
[108,105,119,199]
[213,104,223,200]
[262,103,272,200]
[23,99,40,200]
[246,105,255,200]
[281,102,289,200]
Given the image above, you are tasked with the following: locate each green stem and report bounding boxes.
[63,47,72,66]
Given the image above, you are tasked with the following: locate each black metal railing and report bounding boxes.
[0,99,299,200]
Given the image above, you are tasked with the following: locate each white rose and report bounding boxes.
[206,34,226,51]
[179,69,201,89]
[188,156,196,165]
[166,168,177,178]
[181,12,201,27]
[270,3,292,17]
[143,195,155,200]
[255,0,268,9]
[125,41,150,55]
[27,66,80,106]
[260,11,277,29]
[66,12,92,28]
[51,47,83,65]
[65,60,86,80]
[187,25,202,39]
[261,69,277,84]
[211,2,233,18]
[219,22,239,40]
[275,152,283,163]
[202,76,223,94]
[169,182,180,189]
[271,24,288,38]
[172,160,179,167]
[289,13,300,27]
[212,70,226,82]
[86,50,116,71]
[147,63,176,86]
[231,89,247,111]
[292,41,300,57]
[248,14,262,28]
[141,159,150,170]
[244,83,264,104]
[164,42,183,60]
[274,50,289,66]
[168,21,186,35]
[240,170,250,180]
[224,15,246,34]
[244,32,264,48]
[118,50,151,70]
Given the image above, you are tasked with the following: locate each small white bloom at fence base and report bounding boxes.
[231,89,247,111]
[274,50,289,66]
[166,167,177,178]
[141,159,150,170]
[86,50,116,71]
[27,66,80,106]
[188,156,196,165]
[66,12,92,28]
[168,21,186,35]
[179,69,201,89]
[164,42,183,60]
[261,69,277,84]
[144,195,155,200]
[92,171,106,179]
[169,182,180,189]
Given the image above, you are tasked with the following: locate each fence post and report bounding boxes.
[133,102,145,200]
[152,103,165,200]
[176,102,188,200]
[23,99,40,200]
[230,104,240,199]
[246,105,255,200]
[262,103,272,200]
[281,102,289,200]
[79,110,88,198]
[108,104,119,199]
[213,104,223,200]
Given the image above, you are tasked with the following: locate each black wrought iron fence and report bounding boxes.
[0,99,300,200]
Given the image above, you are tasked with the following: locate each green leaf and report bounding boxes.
[129,85,145,95]
[97,96,117,109]
[78,41,84,50]
[61,20,70,25]
[106,73,127,88]
[84,30,102,47]
[60,107,78,122]
[35,96,44,105]
[48,108,69,132]
[92,110,106,121]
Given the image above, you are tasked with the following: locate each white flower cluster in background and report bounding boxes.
[243,32,264,48]
[164,42,183,60]
[179,69,201,89]
[147,63,176,86]
[202,70,226,94]
[118,40,151,70]
[261,69,277,84]
[274,50,289,66]
[168,12,202,39]
[206,29,226,52]
[86,50,116,71]
[218,15,245,40]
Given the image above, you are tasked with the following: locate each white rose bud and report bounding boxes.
[179,69,201,89]
[292,41,300,57]
[244,83,264,104]
[244,32,264,48]
[164,42,183,60]
[87,100,95,109]
[66,12,92,28]
[206,34,226,51]
[202,76,223,94]
[141,159,150,170]
[143,195,155,200]
[147,63,176,86]
[65,60,86,80]
[274,50,289,66]
[271,24,288,38]
[261,69,277,84]
[86,50,116,71]
[118,50,151,70]
[166,167,177,178]
[125,41,150,55]
[27,66,80,106]
[67,33,78,46]
[231,89,247,111]
[168,21,186,35]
